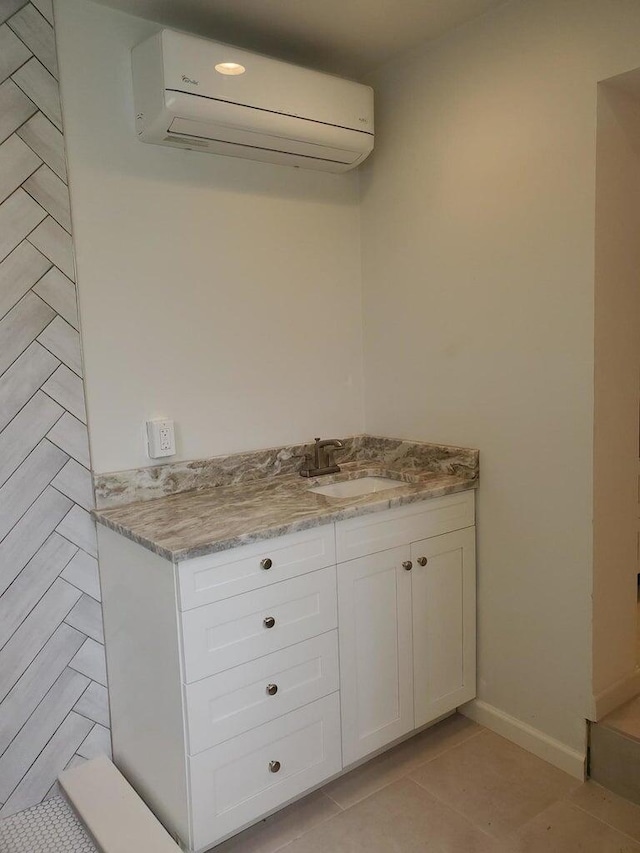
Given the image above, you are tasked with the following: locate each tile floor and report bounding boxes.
[0,796,97,853]
[215,714,640,853]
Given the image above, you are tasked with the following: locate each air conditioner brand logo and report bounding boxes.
[181,75,199,85]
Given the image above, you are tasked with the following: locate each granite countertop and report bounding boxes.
[93,454,478,562]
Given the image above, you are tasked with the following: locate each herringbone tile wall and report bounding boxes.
[0,0,110,817]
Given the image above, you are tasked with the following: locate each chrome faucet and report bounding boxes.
[300,437,344,477]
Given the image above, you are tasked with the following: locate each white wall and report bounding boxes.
[360,0,640,755]
[54,0,364,474]
[56,0,640,763]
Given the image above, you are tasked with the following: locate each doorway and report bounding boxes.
[591,69,640,721]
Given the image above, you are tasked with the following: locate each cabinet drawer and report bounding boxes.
[185,631,340,754]
[335,491,475,562]
[181,566,338,682]
[177,525,336,611]
[189,693,342,849]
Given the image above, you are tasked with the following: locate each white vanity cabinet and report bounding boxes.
[97,524,342,853]
[96,488,475,853]
[335,491,476,766]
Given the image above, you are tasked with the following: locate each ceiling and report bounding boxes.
[93,0,508,79]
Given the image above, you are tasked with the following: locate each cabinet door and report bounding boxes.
[411,527,476,728]
[338,546,414,766]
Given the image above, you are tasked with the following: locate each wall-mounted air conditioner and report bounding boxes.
[132,29,374,173]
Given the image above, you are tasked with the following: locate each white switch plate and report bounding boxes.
[146,419,176,458]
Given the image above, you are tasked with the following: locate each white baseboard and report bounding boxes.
[460,699,586,780]
[591,668,640,721]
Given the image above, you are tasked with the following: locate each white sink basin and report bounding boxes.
[309,476,405,499]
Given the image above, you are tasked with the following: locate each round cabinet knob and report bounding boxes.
[263,616,276,629]
[402,560,413,571]
[260,558,273,570]
[417,556,428,566]
[266,683,278,696]
[269,760,281,773]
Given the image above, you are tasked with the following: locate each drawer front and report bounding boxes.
[185,631,340,754]
[335,490,475,563]
[181,566,338,682]
[177,525,336,611]
[190,693,342,849]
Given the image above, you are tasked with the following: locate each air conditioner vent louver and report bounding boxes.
[164,136,209,147]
